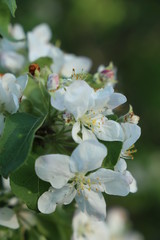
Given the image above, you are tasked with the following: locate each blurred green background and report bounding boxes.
[12,0,160,239]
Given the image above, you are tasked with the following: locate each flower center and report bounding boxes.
[80,111,104,132]
[121,145,137,160]
[72,173,102,196]
[71,173,91,195]
[77,222,93,237]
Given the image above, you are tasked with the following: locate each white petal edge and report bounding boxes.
[89,168,130,196]
[107,93,127,109]
[121,123,141,151]
[82,125,97,141]
[35,154,74,189]
[92,85,114,110]
[32,23,52,43]
[64,80,94,120]
[72,122,82,143]
[16,74,28,92]
[38,185,75,214]
[114,158,127,173]
[0,207,19,229]
[75,188,106,221]
[95,119,124,142]
[70,140,107,173]
[61,54,92,77]
[51,88,66,111]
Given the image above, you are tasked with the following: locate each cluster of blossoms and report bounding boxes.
[0,23,92,136]
[35,76,141,220]
[0,23,141,237]
[72,208,144,240]
[0,23,91,77]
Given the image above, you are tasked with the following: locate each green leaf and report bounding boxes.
[10,154,49,210]
[3,0,17,17]
[101,141,123,168]
[19,99,35,115]
[23,77,50,117]
[0,113,46,178]
[32,57,53,68]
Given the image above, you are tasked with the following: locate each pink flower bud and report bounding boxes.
[47,73,59,92]
[100,69,114,79]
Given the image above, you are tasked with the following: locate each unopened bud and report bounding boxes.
[100,69,114,79]
[98,62,117,85]
[128,114,140,125]
[122,105,140,124]
[29,63,40,76]
[47,73,59,92]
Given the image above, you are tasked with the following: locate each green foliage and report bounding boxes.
[23,76,50,117]
[102,141,123,168]
[32,57,53,69]
[107,114,118,121]
[0,2,10,38]
[0,113,46,178]
[19,99,35,115]
[80,73,104,89]
[3,0,17,17]
[10,154,49,210]
[37,207,73,240]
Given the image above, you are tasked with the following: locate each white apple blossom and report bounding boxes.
[60,53,92,77]
[72,208,144,240]
[0,24,25,72]
[111,119,141,193]
[113,122,141,193]
[115,158,137,193]
[0,73,28,114]
[27,23,54,62]
[107,208,144,240]
[121,122,141,160]
[0,207,19,229]
[72,210,110,240]
[35,140,130,220]
[51,80,126,143]
[8,23,26,50]
[27,23,64,74]
[0,52,25,73]
[27,24,92,76]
